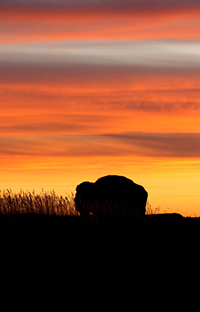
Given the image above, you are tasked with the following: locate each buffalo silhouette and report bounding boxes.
[75,175,148,217]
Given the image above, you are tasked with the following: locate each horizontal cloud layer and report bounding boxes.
[106,133,200,157]
[0,133,199,158]
[1,40,200,70]
[1,1,200,43]
[1,0,200,9]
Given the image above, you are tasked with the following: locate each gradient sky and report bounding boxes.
[1,0,200,215]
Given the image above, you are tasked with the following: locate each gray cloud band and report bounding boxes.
[1,41,200,71]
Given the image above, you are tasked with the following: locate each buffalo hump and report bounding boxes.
[75,175,148,217]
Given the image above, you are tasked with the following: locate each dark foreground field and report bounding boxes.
[0,212,199,284]
[0,212,199,252]
[0,212,188,246]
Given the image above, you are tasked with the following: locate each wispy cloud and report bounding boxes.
[0,133,200,158]
[1,1,200,42]
[0,114,118,135]
[1,63,200,120]
[106,132,200,157]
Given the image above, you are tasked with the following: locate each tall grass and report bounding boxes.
[0,189,79,216]
[0,189,160,216]
[145,202,161,215]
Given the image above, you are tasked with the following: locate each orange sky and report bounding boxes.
[1,0,200,216]
[1,3,200,42]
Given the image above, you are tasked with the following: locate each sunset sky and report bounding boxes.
[1,0,200,216]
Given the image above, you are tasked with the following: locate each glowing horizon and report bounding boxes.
[0,0,200,216]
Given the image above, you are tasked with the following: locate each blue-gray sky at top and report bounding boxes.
[1,0,199,4]
[1,0,200,10]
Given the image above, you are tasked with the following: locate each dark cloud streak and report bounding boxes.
[0,133,200,158]
[1,0,200,11]
[1,58,200,87]
[0,114,115,135]
[106,133,200,158]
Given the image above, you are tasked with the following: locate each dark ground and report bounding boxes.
[0,212,198,253]
[0,213,199,283]
[0,213,196,309]
[0,212,189,247]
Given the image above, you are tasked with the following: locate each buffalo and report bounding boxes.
[75,175,148,218]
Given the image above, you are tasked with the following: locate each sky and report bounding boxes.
[1,0,200,216]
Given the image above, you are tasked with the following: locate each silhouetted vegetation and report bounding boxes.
[0,189,78,215]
